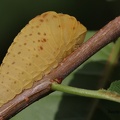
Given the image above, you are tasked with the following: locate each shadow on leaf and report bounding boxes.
[54,60,120,120]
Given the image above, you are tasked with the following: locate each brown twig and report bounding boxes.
[0,16,120,120]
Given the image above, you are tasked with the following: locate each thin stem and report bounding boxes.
[51,83,120,103]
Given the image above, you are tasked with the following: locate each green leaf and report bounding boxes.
[11,31,120,120]
[108,80,120,94]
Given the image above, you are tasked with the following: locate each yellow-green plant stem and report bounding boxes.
[51,38,120,103]
[51,83,120,103]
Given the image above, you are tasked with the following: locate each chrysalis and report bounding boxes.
[0,11,87,107]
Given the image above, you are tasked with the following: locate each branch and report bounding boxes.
[0,16,120,120]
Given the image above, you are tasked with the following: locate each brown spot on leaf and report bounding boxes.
[44,33,46,36]
[7,89,9,92]
[12,62,15,64]
[36,25,39,28]
[29,63,31,66]
[41,38,46,42]
[29,33,32,36]
[73,27,75,30]
[38,32,40,35]
[18,52,21,54]
[40,19,44,22]
[53,15,57,18]
[24,43,27,45]
[6,53,10,56]
[70,17,74,20]
[14,81,17,84]
[40,46,43,50]
[42,13,48,18]
[36,55,38,57]
[12,42,16,45]
[6,72,9,74]
[21,72,24,75]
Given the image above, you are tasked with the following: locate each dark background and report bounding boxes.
[0,0,120,63]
